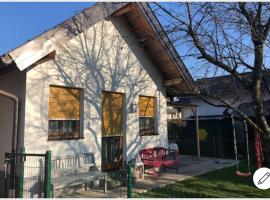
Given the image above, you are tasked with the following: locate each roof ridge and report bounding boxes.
[196,70,270,82]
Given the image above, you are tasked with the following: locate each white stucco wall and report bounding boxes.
[182,98,227,119]
[24,16,168,167]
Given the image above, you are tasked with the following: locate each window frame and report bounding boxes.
[138,95,158,136]
[48,85,83,141]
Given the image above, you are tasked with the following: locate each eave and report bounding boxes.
[115,3,196,95]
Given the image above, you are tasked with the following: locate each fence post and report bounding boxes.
[18,147,25,198]
[127,162,132,198]
[4,153,11,197]
[44,151,52,198]
[8,153,16,198]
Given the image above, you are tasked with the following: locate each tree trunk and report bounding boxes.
[261,134,270,165]
[252,43,270,165]
[252,44,265,129]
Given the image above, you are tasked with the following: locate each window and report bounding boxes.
[48,85,82,140]
[139,96,157,136]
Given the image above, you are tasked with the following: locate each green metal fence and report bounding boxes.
[4,149,52,198]
[127,163,132,198]
[4,151,203,198]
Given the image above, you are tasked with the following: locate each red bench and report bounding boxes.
[139,147,179,177]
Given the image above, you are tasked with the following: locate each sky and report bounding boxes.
[0,2,93,55]
[0,2,204,79]
[0,2,201,80]
[1,2,264,80]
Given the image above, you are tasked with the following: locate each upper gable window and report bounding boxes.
[48,85,82,140]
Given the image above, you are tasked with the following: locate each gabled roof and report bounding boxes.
[0,2,195,94]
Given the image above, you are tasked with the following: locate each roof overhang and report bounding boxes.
[115,3,196,95]
[0,2,196,95]
[0,3,128,71]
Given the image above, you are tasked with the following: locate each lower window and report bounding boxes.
[48,120,80,140]
[139,117,157,136]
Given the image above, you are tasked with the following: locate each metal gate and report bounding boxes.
[4,149,52,198]
[167,119,186,151]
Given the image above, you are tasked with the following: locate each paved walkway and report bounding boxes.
[133,155,238,193]
[56,155,238,197]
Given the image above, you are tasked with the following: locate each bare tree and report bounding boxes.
[152,2,270,163]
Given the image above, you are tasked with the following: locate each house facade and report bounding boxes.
[0,2,195,186]
[23,17,169,169]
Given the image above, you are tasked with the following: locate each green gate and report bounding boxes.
[4,149,52,198]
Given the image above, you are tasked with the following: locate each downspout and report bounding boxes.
[0,89,19,153]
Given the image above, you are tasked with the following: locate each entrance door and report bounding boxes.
[102,91,124,171]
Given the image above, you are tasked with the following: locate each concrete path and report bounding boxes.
[133,155,238,193]
[56,155,238,197]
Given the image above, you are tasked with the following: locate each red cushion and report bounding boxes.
[139,147,179,168]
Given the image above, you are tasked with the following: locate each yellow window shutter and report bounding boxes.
[102,93,111,135]
[49,86,81,119]
[139,96,155,117]
[111,93,123,135]
[102,92,123,136]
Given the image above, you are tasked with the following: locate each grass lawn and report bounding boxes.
[135,163,270,198]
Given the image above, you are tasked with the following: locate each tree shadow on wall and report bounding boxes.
[26,12,166,164]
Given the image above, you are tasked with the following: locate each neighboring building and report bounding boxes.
[182,71,270,119]
[175,71,270,158]
[0,3,195,193]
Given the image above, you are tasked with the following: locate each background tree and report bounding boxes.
[152,2,270,163]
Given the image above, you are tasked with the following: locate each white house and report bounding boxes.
[0,3,195,192]
[181,72,270,120]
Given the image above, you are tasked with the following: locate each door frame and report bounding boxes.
[101,91,126,171]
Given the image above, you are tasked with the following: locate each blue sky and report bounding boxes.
[0,2,216,80]
[1,2,259,80]
[0,2,93,55]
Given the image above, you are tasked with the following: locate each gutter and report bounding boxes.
[0,90,19,153]
[0,54,14,69]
